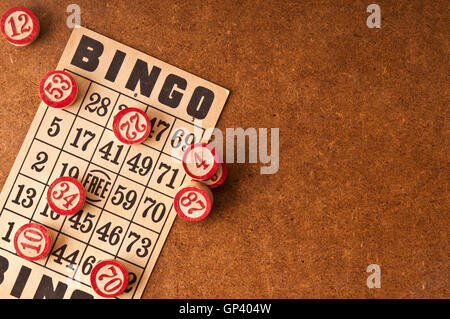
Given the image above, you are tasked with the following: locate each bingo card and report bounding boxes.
[0,27,229,299]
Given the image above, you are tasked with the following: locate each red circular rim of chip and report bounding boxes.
[182,143,219,180]
[90,259,128,298]
[112,107,150,144]
[14,223,51,261]
[39,70,78,108]
[174,186,212,222]
[47,176,85,216]
[208,162,228,189]
[1,7,39,46]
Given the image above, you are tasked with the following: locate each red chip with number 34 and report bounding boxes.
[39,70,78,108]
[113,107,150,144]
[90,260,128,298]
[174,181,214,221]
[14,223,51,261]
[182,143,219,180]
[47,176,85,216]
[0,7,39,46]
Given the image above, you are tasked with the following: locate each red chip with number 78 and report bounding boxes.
[14,223,51,261]
[47,176,85,216]
[174,181,214,221]
[39,70,78,108]
[90,260,128,298]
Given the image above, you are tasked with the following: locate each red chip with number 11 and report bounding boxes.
[47,176,85,216]
[39,70,78,108]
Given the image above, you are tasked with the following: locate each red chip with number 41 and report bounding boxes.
[47,176,85,216]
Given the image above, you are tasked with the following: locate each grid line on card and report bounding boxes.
[0,245,91,290]
[131,203,175,299]
[113,106,176,259]
[0,106,49,220]
[64,70,205,131]
[40,82,94,267]
[49,88,121,271]
[71,92,134,281]
[31,140,174,197]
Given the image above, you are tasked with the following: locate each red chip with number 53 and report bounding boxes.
[113,107,150,144]
[90,260,128,298]
[39,70,78,108]
[174,181,214,221]
[1,7,39,46]
[47,176,85,216]
[14,223,51,261]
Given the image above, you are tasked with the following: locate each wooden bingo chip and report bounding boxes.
[113,107,150,144]
[47,176,85,216]
[182,143,219,180]
[90,260,128,298]
[201,161,228,189]
[14,223,51,261]
[1,7,39,46]
[39,70,78,108]
[174,181,214,221]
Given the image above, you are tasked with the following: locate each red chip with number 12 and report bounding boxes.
[47,176,85,216]
[90,260,128,298]
[39,70,78,108]
[1,7,40,46]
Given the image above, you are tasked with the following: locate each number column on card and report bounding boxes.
[44,83,119,278]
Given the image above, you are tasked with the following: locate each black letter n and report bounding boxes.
[71,35,104,72]
[125,59,161,97]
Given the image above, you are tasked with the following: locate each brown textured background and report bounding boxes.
[0,0,448,298]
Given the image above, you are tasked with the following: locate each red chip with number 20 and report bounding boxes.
[90,259,128,298]
[14,223,51,261]
[47,176,85,216]
[174,181,214,221]
[39,70,78,108]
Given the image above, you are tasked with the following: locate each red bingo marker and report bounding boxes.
[182,143,219,180]
[47,176,85,216]
[39,70,78,108]
[14,223,51,261]
[113,107,150,144]
[174,181,214,221]
[90,260,128,298]
[1,7,39,46]
[201,161,228,189]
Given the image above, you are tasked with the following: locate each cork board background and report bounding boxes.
[0,0,448,298]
